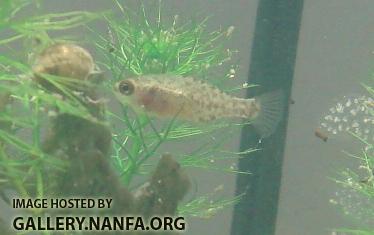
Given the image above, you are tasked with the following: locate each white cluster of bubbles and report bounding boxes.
[319,95,373,152]
[329,178,374,228]
[320,94,373,228]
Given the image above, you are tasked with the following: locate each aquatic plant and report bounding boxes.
[0,0,252,233]
[92,1,253,223]
[92,0,253,186]
[92,0,237,81]
[178,185,243,218]
[326,81,374,234]
[0,0,101,194]
[0,2,110,234]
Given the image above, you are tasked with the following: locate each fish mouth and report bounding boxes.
[114,82,120,92]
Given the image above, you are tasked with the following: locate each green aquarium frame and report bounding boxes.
[231,0,304,235]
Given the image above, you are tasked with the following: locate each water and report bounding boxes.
[0,1,373,235]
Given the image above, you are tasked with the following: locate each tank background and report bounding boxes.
[276,0,374,235]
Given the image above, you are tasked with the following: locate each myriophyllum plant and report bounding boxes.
[0,1,253,228]
[329,80,374,235]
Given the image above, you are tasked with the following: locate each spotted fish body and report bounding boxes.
[115,74,283,137]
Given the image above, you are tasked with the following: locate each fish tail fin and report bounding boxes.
[252,89,284,138]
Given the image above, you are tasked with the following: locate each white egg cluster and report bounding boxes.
[330,179,374,227]
[319,95,373,151]
[323,95,374,228]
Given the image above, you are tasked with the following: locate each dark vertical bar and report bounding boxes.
[231,1,304,235]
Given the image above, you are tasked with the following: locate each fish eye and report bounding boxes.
[118,80,134,96]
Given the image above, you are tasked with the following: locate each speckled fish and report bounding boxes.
[114,74,284,137]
